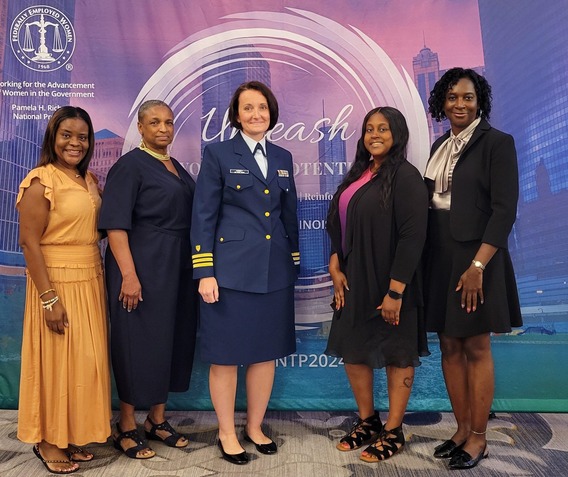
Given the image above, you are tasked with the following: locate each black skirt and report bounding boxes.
[325,303,429,369]
[423,209,522,337]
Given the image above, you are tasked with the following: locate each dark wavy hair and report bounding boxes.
[38,106,95,178]
[228,81,279,131]
[328,106,409,224]
[428,67,492,122]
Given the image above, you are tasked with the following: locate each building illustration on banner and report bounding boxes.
[0,1,75,270]
[478,0,568,324]
[0,2,567,334]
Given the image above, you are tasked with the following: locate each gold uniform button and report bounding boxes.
[264,189,269,194]
[264,212,270,217]
[236,185,241,190]
[219,237,224,242]
[265,234,271,240]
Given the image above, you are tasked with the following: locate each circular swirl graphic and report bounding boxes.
[124,8,429,172]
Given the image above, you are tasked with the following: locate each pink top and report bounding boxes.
[338,167,375,253]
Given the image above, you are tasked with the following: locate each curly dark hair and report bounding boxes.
[428,67,492,122]
[228,81,279,131]
[327,106,409,224]
[38,106,95,178]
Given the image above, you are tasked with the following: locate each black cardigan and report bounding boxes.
[326,161,428,320]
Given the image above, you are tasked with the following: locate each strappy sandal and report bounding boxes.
[144,415,188,448]
[360,425,405,462]
[33,443,79,474]
[66,444,93,462]
[112,423,155,459]
[336,412,382,451]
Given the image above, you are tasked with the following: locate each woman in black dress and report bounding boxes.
[423,68,522,470]
[325,107,428,463]
[191,82,299,465]
[99,100,198,459]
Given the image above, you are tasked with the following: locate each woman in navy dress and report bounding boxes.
[191,82,299,465]
[99,100,197,459]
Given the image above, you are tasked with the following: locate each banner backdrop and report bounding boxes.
[1,0,567,411]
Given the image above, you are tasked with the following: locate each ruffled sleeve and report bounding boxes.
[87,170,99,185]
[16,166,55,210]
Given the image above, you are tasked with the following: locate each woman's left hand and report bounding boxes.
[119,273,143,312]
[378,295,402,326]
[456,265,484,313]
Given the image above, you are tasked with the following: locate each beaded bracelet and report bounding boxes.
[41,296,59,311]
[39,288,56,298]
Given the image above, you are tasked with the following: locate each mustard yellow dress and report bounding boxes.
[16,164,111,447]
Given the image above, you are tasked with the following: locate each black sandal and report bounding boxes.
[112,423,155,459]
[336,412,382,451]
[144,415,188,448]
[33,443,79,474]
[66,444,93,462]
[360,425,405,462]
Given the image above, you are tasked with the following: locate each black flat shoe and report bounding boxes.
[244,430,278,454]
[217,439,249,465]
[449,446,488,469]
[434,439,465,459]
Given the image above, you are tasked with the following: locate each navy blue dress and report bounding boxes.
[99,148,198,408]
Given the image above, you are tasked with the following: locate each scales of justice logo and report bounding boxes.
[10,5,76,72]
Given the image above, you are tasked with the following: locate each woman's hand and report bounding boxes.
[119,273,143,312]
[44,300,68,334]
[329,253,348,310]
[107,230,143,313]
[378,295,402,325]
[199,277,219,303]
[456,265,484,313]
[330,269,349,310]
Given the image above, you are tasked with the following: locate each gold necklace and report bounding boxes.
[139,141,170,161]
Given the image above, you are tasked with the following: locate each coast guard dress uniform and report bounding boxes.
[191,131,300,365]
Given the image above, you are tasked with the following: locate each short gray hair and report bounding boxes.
[137,100,173,122]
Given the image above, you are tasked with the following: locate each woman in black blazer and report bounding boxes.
[423,68,522,470]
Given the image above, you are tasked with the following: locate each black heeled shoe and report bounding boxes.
[448,445,488,469]
[433,439,465,459]
[244,430,278,454]
[217,439,249,465]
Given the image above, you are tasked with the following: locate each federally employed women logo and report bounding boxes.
[10,5,76,72]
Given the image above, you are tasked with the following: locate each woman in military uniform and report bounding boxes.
[191,81,299,465]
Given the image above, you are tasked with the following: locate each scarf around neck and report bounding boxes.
[424,117,481,193]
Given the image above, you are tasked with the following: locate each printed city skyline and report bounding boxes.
[1,0,566,320]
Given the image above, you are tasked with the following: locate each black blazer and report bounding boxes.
[425,119,519,249]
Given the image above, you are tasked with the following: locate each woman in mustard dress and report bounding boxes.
[17,106,111,474]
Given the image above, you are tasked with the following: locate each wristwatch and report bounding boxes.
[471,260,486,271]
[387,289,403,300]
